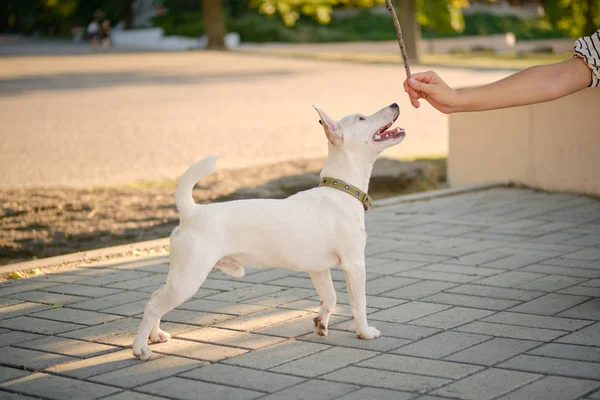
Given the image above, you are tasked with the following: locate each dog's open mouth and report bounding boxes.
[373,122,406,142]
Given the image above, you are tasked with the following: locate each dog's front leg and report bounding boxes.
[342,261,381,340]
[309,270,336,337]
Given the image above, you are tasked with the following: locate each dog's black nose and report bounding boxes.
[390,103,399,109]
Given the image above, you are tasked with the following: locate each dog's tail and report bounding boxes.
[175,156,218,220]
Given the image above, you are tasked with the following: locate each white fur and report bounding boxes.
[132,103,405,360]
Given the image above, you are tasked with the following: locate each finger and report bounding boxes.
[407,88,420,99]
[410,97,420,108]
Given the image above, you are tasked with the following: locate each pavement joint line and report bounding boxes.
[173,373,272,394]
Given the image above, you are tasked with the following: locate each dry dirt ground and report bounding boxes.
[0,158,445,266]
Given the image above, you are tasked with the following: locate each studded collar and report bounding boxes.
[319,177,373,212]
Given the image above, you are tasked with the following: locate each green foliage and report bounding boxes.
[418,0,465,35]
[458,12,565,40]
[543,0,600,38]
[152,12,205,37]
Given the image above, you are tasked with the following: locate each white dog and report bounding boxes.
[132,103,405,360]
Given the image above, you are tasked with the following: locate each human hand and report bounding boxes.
[403,71,459,114]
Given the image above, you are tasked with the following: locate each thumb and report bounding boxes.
[408,76,433,94]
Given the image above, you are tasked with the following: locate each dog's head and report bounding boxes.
[313,103,405,154]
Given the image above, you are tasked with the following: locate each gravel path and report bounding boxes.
[0,43,511,188]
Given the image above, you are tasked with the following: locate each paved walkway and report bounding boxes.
[1,187,599,399]
[0,41,512,188]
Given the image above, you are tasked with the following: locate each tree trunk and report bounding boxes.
[583,0,596,36]
[123,0,134,30]
[202,0,226,50]
[396,0,420,64]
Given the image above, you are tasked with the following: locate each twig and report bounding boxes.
[385,0,411,79]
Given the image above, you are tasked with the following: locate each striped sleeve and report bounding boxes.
[574,29,600,87]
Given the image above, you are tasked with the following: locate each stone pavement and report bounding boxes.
[1,187,600,400]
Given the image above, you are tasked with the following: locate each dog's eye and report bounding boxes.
[359,117,365,121]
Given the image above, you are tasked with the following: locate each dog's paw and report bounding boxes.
[132,344,153,361]
[149,329,171,343]
[313,316,328,337]
[357,326,381,340]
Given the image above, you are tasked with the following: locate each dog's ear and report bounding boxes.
[313,105,343,147]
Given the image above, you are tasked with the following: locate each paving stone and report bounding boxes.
[259,379,358,400]
[515,275,587,292]
[431,368,541,400]
[557,323,600,346]
[508,293,590,315]
[0,390,39,399]
[244,288,316,306]
[0,346,76,370]
[8,291,89,305]
[394,269,481,283]
[410,307,494,329]
[279,299,375,317]
[107,274,167,290]
[565,248,600,261]
[45,349,140,379]
[100,299,147,316]
[200,278,252,291]
[180,299,268,316]
[558,298,600,320]
[0,316,85,335]
[255,314,348,338]
[383,281,458,300]
[301,327,410,351]
[368,302,451,324]
[358,354,482,379]
[45,284,123,298]
[483,311,593,331]
[392,331,491,358]
[270,346,377,377]
[138,376,261,400]
[204,284,287,302]
[483,254,551,270]
[475,271,547,288]
[558,285,600,297]
[76,270,152,286]
[528,343,600,362]
[330,320,441,341]
[146,337,247,361]
[69,291,149,311]
[159,309,233,326]
[376,251,451,264]
[0,298,23,308]
[454,321,567,341]
[0,302,49,320]
[0,365,31,383]
[544,257,600,270]
[445,338,541,365]
[522,264,600,279]
[443,252,511,267]
[222,340,330,370]
[362,276,420,295]
[565,233,600,247]
[421,292,521,311]
[445,284,544,301]
[336,387,415,400]
[322,365,450,393]
[0,373,120,399]
[178,326,285,350]
[102,392,168,400]
[31,307,123,325]
[368,260,427,274]
[328,292,407,309]
[181,363,305,393]
[0,281,59,297]
[90,354,205,389]
[237,268,297,283]
[497,376,600,400]
[0,331,44,347]
[499,355,600,379]
[215,308,309,332]
[422,263,501,277]
[16,336,118,358]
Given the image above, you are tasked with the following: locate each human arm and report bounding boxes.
[404,57,593,114]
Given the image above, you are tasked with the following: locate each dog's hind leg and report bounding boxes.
[310,269,336,337]
[148,286,170,343]
[132,246,219,361]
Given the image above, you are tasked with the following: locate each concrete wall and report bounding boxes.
[111,28,240,51]
[448,88,600,196]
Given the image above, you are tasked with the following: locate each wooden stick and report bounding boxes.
[385,0,411,79]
